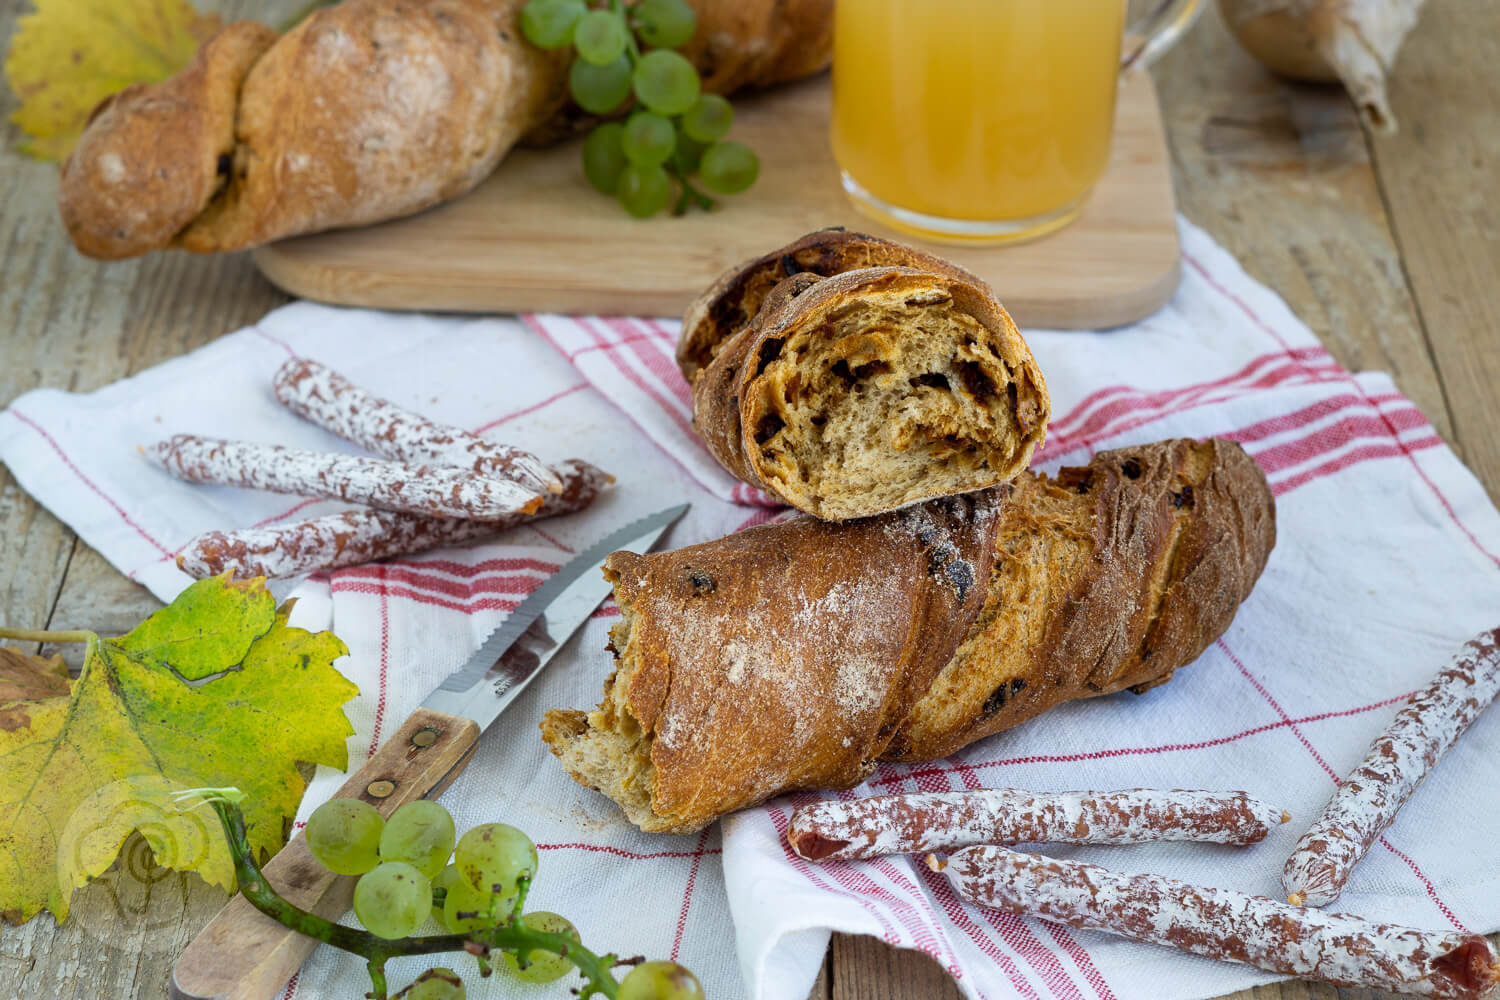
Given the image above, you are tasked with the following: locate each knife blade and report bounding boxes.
[423,502,689,721]
[169,502,689,1000]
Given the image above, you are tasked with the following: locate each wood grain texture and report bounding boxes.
[1367,0,1500,500]
[831,932,961,1000]
[252,72,1181,331]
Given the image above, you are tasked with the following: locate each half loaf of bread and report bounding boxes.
[681,230,1049,520]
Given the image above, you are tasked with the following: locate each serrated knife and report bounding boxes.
[169,503,689,1000]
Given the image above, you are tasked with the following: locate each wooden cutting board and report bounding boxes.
[253,71,1179,330]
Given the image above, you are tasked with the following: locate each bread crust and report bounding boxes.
[678,228,989,381]
[542,439,1276,833]
[687,248,1050,520]
[57,22,279,260]
[545,491,1003,833]
[58,0,833,257]
[181,0,563,252]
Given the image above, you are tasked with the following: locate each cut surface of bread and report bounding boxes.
[542,439,1276,834]
[743,268,1046,519]
[688,254,1050,521]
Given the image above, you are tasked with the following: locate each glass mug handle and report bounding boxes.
[1121,0,1202,70]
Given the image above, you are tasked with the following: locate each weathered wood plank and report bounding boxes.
[1368,0,1500,501]
[831,932,961,1000]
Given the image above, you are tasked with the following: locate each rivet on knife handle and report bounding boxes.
[168,708,480,1000]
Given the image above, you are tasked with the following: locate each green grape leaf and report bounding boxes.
[0,575,357,923]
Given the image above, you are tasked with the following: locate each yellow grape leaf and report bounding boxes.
[4,0,223,161]
[0,575,357,923]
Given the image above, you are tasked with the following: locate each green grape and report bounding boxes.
[632,0,697,49]
[499,911,578,984]
[379,800,455,879]
[583,122,629,194]
[454,823,538,896]
[699,140,759,194]
[680,94,732,143]
[618,961,706,1000]
[621,112,676,167]
[632,50,700,115]
[305,799,384,876]
[441,874,513,933]
[617,163,673,217]
[352,862,431,940]
[520,0,585,48]
[673,129,708,172]
[570,54,633,114]
[430,864,461,923]
[405,968,466,1000]
[407,972,465,1000]
[573,9,628,66]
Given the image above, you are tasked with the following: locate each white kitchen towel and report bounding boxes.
[2,217,1499,1000]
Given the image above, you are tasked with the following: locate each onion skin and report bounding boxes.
[1219,4,1341,81]
[1217,0,1426,133]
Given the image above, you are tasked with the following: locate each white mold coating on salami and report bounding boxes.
[789,788,1288,861]
[1283,627,1500,907]
[951,846,1500,999]
[273,358,562,495]
[149,434,544,520]
[176,459,609,579]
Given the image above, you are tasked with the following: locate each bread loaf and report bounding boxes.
[58,0,833,258]
[682,231,1050,520]
[541,438,1276,833]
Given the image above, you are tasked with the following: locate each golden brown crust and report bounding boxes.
[678,0,834,96]
[686,247,1050,520]
[58,0,832,258]
[678,228,988,382]
[546,492,1003,833]
[57,22,278,260]
[179,0,564,252]
[887,438,1277,761]
[542,439,1276,833]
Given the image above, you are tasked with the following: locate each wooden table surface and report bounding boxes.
[2,1,1497,997]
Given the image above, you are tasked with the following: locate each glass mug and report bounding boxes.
[832,0,1201,244]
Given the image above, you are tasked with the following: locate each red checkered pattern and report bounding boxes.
[3,220,1499,1000]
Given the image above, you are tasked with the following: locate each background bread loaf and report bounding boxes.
[57,0,834,258]
[542,438,1276,833]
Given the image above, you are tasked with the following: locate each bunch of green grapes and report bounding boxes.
[520,0,760,217]
[305,798,706,998]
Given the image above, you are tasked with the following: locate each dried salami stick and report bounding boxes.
[148,435,545,520]
[788,788,1289,862]
[946,846,1500,999]
[176,459,610,579]
[1284,626,1500,908]
[273,358,563,496]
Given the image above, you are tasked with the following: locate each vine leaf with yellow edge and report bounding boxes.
[4,0,222,161]
[0,574,357,923]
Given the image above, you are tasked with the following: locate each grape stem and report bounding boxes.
[610,0,643,61]
[201,797,627,1000]
[668,165,716,215]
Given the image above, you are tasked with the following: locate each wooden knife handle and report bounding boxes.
[169,707,481,1000]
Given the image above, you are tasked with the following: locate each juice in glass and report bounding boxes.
[832,0,1128,242]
